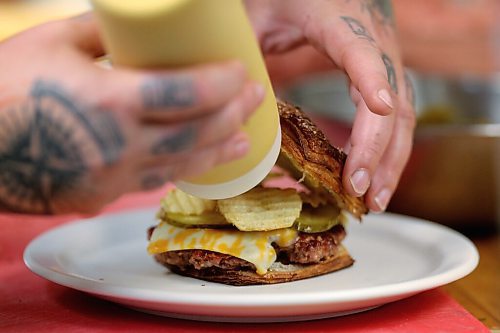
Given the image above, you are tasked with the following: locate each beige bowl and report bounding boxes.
[390,124,499,230]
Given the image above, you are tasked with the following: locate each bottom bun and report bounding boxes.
[155,245,354,286]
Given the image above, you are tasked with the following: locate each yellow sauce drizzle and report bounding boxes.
[148,223,298,275]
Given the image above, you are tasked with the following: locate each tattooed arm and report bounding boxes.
[0,15,264,214]
[245,0,416,212]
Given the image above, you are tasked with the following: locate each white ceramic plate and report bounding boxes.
[24,209,478,322]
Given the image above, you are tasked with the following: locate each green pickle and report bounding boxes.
[295,204,342,233]
[165,211,229,228]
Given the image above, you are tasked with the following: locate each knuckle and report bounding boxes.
[355,142,384,168]
[363,146,382,162]
[151,124,197,155]
[88,74,134,114]
[199,105,243,141]
[340,42,378,68]
[364,138,385,157]
[142,74,197,110]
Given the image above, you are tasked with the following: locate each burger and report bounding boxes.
[147,101,368,285]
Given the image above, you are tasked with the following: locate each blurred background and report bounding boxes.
[1,0,499,233]
[0,0,91,40]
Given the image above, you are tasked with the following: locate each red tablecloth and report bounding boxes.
[0,189,489,333]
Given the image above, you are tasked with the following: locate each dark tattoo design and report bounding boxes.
[366,0,394,26]
[142,77,196,109]
[345,0,395,29]
[151,125,196,155]
[382,53,398,94]
[404,72,416,107]
[30,82,124,164]
[341,16,376,43]
[0,80,124,214]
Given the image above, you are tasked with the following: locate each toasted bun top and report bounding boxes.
[278,101,368,219]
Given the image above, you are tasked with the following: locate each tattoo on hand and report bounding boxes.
[341,16,376,44]
[151,125,196,155]
[381,53,398,94]
[346,0,394,29]
[0,80,124,214]
[142,76,196,109]
[366,0,394,27]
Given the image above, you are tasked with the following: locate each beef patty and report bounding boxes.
[151,224,346,272]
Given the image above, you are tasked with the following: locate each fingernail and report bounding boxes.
[350,169,370,195]
[378,89,394,109]
[253,83,266,102]
[375,188,392,212]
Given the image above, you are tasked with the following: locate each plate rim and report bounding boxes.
[23,209,479,307]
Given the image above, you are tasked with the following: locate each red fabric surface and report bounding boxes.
[0,189,489,333]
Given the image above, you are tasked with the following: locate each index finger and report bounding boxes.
[339,41,397,116]
[298,11,397,117]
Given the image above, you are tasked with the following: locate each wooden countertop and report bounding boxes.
[441,232,500,331]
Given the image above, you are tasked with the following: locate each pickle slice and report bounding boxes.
[295,204,341,233]
[165,211,229,227]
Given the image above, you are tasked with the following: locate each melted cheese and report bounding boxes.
[148,222,298,275]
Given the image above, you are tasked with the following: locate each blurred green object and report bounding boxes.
[417,105,458,125]
[417,104,494,126]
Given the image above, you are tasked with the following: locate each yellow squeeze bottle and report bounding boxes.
[91,0,280,199]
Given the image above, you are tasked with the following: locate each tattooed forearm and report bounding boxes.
[142,77,196,109]
[381,53,398,94]
[0,80,124,214]
[341,16,376,43]
[151,125,196,155]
